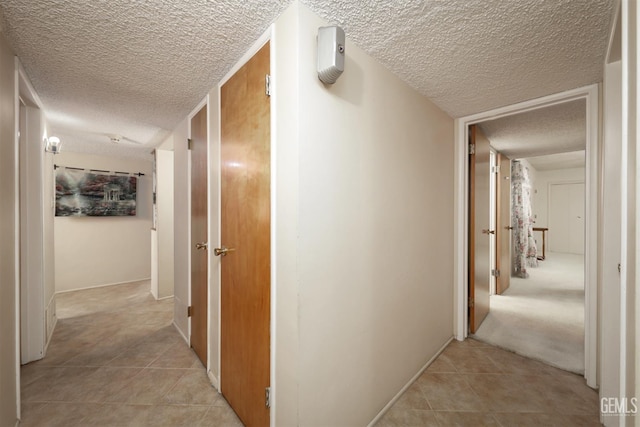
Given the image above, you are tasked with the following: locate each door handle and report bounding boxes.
[214,246,236,257]
[505,226,513,230]
[195,242,208,250]
[482,229,495,235]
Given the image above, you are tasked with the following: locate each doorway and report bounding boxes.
[473,149,587,373]
[218,41,271,427]
[454,84,599,387]
[190,105,209,367]
[18,81,49,365]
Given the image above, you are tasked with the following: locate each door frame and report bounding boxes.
[187,101,210,370]
[213,27,274,423]
[187,96,210,370]
[17,62,48,359]
[453,84,599,388]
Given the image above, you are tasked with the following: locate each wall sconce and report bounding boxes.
[44,136,62,154]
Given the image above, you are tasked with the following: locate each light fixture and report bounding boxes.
[44,136,62,154]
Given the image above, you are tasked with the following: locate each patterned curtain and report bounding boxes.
[512,161,538,278]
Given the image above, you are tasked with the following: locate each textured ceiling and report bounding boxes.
[478,99,586,160]
[0,0,290,160]
[303,0,614,116]
[525,150,585,171]
[0,0,614,160]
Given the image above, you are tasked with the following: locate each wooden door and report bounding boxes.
[219,42,271,427]
[495,153,511,294]
[190,105,208,366]
[469,125,491,333]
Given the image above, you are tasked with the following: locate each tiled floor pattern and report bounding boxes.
[20,281,242,427]
[375,339,601,427]
[21,281,601,426]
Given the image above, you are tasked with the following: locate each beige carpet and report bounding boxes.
[473,252,584,374]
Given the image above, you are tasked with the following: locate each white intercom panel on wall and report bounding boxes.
[317,26,345,84]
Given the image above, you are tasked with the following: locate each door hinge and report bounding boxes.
[187,306,192,317]
[492,269,501,278]
[491,165,500,174]
[187,138,193,150]
[265,74,272,97]
[468,297,474,308]
[469,143,475,155]
[265,387,271,408]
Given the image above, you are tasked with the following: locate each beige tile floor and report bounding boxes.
[20,281,242,427]
[21,281,601,426]
[375,338,602,427]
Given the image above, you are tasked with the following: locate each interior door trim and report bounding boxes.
[214,26,274,424]
[453,84,599,388]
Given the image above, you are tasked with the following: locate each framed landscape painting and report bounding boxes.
[55,169,137,217]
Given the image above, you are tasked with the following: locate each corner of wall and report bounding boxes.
[0,30,18,427]
[172,117,190,339]
[272,2,301,425]
[292,3,454,425]
[44,294,57,352]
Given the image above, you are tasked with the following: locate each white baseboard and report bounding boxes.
[173,320,189,344]
[55,278,152,294]
[207,370,220,391]
[367,336,454,427]
[44,294,57,356]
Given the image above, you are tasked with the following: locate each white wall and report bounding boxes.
[157,149,175,299]
[274,3,455,424]
[272,4,301,424]
[0,32,18,426]
[53,152,152,292]
[43,151,56,346]
[601,58,622,426]
[19,100,47,364]
[532,167,585,229]
[621,0,639,420]
[172,118,189,338]
[531,167,585,255]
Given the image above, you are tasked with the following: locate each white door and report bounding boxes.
[548,183,584,254]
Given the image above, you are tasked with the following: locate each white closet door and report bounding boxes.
[568,183,585,254]
[549,183,585,254]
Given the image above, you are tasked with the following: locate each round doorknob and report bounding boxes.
[482,229,495,235]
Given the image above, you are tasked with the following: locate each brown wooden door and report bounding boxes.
[190,105,208,366]
[469,125,491,333]
[219,42,271,427]
[495,153,511,294]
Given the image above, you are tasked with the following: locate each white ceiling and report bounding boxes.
[0,0,615,160]
[478,99,586,163]
[525,150,585,171]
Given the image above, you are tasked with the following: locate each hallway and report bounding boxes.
[20,281,241,426]
[21,281,600,426]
